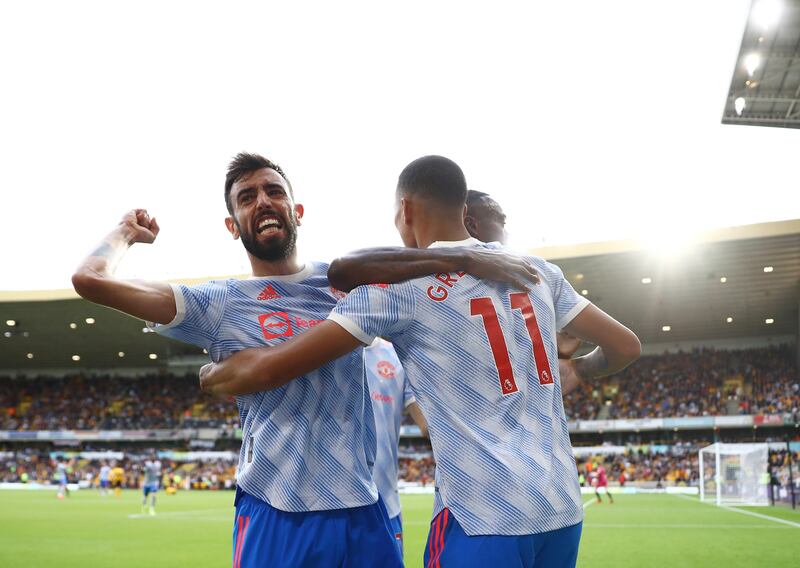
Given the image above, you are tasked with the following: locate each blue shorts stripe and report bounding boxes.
[424,508,582,568]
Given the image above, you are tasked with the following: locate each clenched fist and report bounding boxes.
[120,209,160,245]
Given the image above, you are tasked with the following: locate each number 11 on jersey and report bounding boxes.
[470,292,554,396]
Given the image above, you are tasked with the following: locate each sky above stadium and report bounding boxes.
[2,0,798,291]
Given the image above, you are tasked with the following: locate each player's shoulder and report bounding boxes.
[478,243,566,285]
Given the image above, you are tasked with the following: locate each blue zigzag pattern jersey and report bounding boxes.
[151,262,378,512]
[329,238,589,536]
[364,338,414,520]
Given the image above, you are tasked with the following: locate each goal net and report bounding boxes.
[699,443,769,506]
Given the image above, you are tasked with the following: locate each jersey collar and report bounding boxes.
[248,263,314,282]
[427,237,481,249]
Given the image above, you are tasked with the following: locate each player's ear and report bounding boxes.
[400,197,413,225]
[464,214,478,237]
[225,216,240,240]
[294,203,304,226]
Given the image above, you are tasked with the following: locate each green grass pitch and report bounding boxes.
[0,490,798,567]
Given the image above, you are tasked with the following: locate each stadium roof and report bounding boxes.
[0,220,798,371]
[722,0,800,128]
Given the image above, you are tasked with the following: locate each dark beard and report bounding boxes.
[238,219,298,261]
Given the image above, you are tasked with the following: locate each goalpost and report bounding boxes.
[699,443,769,506]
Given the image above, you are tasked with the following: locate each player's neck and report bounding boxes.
[415,219,472,249]
[247,251,304,277]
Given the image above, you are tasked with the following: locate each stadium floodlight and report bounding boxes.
[5,319,16,327]
[71,355,81,361]
[149,353,158,360]
[641,277,652,284]
[763,265,773,272]
[765,318,774,324]
[581,289,588,296]
[726,316,734,323]
[699,443,769,506]
[26,353,33,359]
[743,52,761,76]
[734,97,746,115]
[118,351,125,358]
[751,0,783,30]
[720,276,727,283]
[662,325,671,332]
[69,322,77,329]
[85,317,95,324]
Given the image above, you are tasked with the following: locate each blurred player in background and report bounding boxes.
[364,337,429,555]
[199,155,642,567]
[142,456,162,515]
[594,464,613,504]
[110,462,125,497]
[99,462,111,496]
[55,459,69,499]
[72,153,535,567]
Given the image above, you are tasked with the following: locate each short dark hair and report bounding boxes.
[224,152,292,214]
[466,189,491,210]
[397,155,467,207]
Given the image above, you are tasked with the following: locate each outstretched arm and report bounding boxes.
[199,320,362,396]
[71,209,176,324]
[328,246,540,293]
[559,304,641,390]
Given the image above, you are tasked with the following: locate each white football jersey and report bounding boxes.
[364,338,414,519]
[151,262,378,512]
[330,239,589,536]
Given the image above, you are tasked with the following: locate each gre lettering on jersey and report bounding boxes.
[329,239,589,536]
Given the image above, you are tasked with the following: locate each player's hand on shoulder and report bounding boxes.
[557,332,582,359]
[120,209,160,245]
[465,247,540,291]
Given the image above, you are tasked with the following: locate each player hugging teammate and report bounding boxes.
[74,153,639,567]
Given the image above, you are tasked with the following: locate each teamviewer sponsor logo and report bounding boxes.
[258,312,293,339]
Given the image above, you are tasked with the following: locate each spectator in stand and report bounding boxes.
[562,346,798,421]
[2,347,795,430]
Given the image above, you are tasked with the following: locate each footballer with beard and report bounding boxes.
[72,153,539,567]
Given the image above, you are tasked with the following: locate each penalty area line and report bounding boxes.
[582,499,597,510]
[672,493,800,529]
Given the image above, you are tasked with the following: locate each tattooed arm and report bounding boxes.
[71,209,176,324]
[558,304,641,393]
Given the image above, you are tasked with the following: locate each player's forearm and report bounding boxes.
[328,247,466,292]
[573,345,637,381]
[199,321,364,396]
[71,221,176,324]
[72,226,137,297]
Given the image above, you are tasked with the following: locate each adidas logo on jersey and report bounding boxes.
[257,285,280,300]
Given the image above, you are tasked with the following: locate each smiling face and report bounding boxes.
[225,168,304,261]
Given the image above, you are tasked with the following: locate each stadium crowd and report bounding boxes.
[0,373,238,431]
[563,346,799,421]
[2,347,798,431]
[2,445,796,494]
[0,449,237,490]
